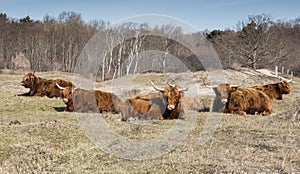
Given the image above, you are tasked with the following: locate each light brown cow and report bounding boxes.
[214,84,272,116]
[122,81,188,121]
[251,80,291,100]
[182,96,207,112]
[18,73,73,98]
[56,84,124,114]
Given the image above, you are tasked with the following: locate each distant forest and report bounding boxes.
[0,12,299,79]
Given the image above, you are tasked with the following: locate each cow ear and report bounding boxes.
[225,84,231,90]
[282,80,290,85]
[231,87,238,92]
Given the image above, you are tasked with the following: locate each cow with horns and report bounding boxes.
[18,73,73,98]
[251,80,291,100]
[56,83,124,114]
[209,83,272,116]
[122,80,188,121]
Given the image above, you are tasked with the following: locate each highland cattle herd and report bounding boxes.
[17,72,291,120]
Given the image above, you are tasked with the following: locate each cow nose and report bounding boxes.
[63,98,69,103]
[221,98,227,104]
[167,105,175,110]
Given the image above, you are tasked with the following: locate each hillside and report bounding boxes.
[0,68,299,173]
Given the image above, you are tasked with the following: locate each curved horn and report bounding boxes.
[230,84,240,88]
[149,80,164,92]
[279,76,293,83]
[279,77,284,81]
[282,78,293,83]
[56,82,65,90]
[178,86,189,92]
[167,80,175,87]
[286,79,293,83]
[204,84,218,88]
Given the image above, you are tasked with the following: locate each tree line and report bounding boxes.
[0,12,106,73]
[207,14,300,76]
[0,12,299,79]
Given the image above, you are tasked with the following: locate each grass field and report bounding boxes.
[0,69,299,173]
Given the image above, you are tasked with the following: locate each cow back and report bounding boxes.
[123,92,168,120]
[69,89,123,114]
[252,81,291,100]
[226,87,272,116]
[41,79,74,98]
[95,90,122,113]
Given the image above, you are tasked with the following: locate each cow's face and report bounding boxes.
[163,85,182,110]
[56,83,74,104]
[56,83,74,103]
[21,73,37,88]
[216,84,237,104]
[54,79,73,98]
[61,86,73,104]
[150,81,187,111]
[278,81,291,94]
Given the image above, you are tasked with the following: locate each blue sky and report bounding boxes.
[1,0,299,31]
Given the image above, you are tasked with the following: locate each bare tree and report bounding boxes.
[233,14,290,69]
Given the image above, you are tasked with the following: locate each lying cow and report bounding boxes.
[122,81,188,121]
[213,84,272,116]
[56,84,124,114]
[18,73,73,98]
[251,80,291,100]
[182,96,202,111]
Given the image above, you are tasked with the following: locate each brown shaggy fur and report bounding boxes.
[252,80,291,100]
[60,86,123,114]
[216,84,272,116]
[18,73,73,98]
[122,84,185,121]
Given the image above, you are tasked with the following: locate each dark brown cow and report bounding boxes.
[251,80,291,100]
[56,84,124,114]
[122,81,188,121]
[214,84,272,116]
[18,73,73,98]
[18,73,46,96]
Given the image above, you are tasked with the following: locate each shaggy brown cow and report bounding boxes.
[18,73,46,96]
[251,80,291,100]
[56,84,124,114]
[214,84,272,116]
[122,81,188,121]
[18,73,73,98]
